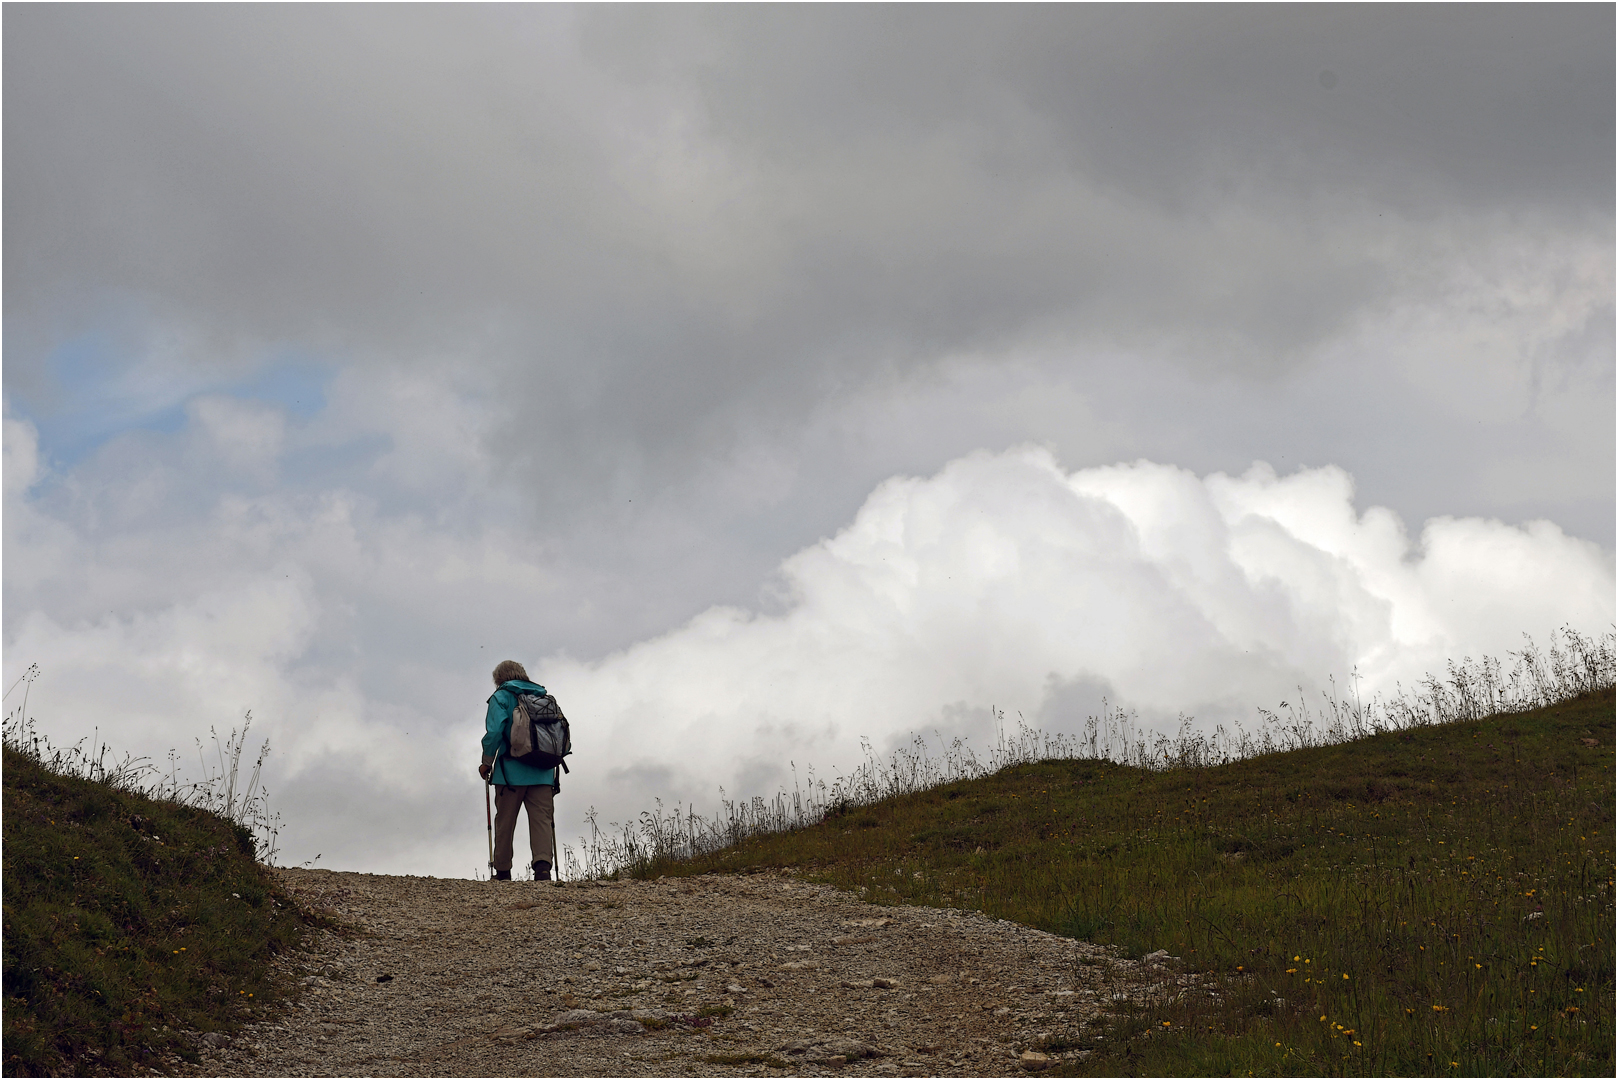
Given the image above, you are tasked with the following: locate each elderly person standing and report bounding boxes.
[478,660,559,881]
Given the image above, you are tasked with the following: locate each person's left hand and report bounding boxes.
[478,762,492,780]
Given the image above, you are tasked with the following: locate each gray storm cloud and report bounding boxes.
[4,7,1612,876]
[6,5,1611,549]
[7,7,1611,413]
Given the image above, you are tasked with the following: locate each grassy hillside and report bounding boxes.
[649,688,1615,1076]
[2,744,313,1077]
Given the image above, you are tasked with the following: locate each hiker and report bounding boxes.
[478,660,560,881]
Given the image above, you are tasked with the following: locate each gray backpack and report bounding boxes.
[507,691,571,773]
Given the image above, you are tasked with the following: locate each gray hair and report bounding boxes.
[492,660,529,685]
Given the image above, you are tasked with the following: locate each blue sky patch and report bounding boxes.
[11,336,332,471]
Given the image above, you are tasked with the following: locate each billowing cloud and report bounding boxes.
[545,449,1611,824]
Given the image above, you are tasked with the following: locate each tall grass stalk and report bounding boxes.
[1,676,283,864]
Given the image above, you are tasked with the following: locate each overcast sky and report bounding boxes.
[5,5,1613,877]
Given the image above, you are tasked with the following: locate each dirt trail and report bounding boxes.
[200,868,1193,1077]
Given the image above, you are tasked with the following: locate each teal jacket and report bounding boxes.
[482,680,560,789]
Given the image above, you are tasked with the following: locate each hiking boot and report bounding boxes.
[532,860,552,882]
[493,869,512,881]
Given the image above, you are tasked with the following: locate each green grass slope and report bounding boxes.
[2,745,313,1077]
[654,689,1615,1076]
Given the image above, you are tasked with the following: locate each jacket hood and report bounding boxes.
[489,678,546,701]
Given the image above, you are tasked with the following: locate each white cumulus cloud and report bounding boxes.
[541,447,1612,851]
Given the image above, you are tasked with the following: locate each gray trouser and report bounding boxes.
[492,784,555,872]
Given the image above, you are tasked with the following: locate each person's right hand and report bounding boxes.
[478,762,492,780]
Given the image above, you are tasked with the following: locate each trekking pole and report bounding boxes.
[484,777,494,879]
[551,816,560,883]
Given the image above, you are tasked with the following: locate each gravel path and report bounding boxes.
[199,868,1194,1077]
